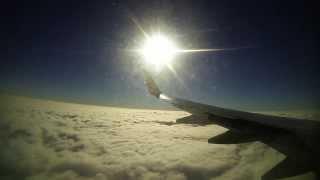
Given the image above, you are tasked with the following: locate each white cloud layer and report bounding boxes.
[0,95,315,180]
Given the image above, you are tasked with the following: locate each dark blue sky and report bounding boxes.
[1,0,319,110]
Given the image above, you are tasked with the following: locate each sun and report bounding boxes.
[139,33,178,71]
[134,31,240,72]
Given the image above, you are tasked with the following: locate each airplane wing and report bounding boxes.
[143,69,319,135]
[143,69,320,179]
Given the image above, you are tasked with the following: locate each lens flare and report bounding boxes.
[139,34,177,71]
[129,17,249,72]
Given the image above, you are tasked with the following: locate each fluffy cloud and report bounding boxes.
[0,95,315,180]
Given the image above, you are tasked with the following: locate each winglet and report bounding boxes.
[142,69,162,98]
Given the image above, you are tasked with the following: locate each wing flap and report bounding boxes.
[208,131,259,144]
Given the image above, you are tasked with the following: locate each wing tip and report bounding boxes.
[143,70,162,98]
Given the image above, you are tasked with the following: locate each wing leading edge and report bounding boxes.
[143,70,318,133]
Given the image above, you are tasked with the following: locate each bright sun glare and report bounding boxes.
[140,34,177,71]
[134,29,243,72]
